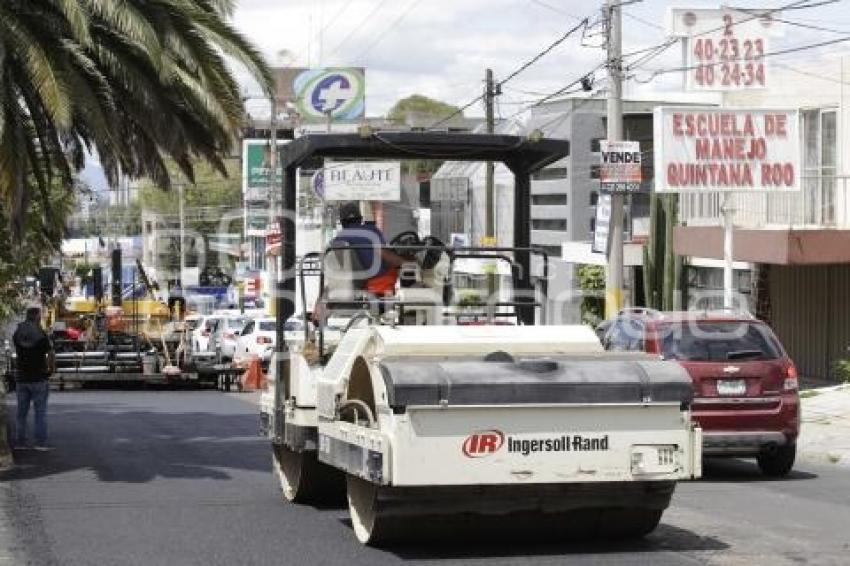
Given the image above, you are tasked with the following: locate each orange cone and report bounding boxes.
[241,357,267,391]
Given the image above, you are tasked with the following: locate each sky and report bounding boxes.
[231,0,850,120]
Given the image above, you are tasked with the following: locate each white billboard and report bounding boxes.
[591,194,612,254]
[600,141,643,193]
[654,107,800,193]
[323,161,401,201]
[667,8,783,92]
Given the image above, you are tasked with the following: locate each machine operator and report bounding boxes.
[331,201,409,296]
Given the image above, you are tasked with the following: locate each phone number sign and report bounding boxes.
[599,141,643,193]
[668,7,783,92]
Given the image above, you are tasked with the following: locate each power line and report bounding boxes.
[318,0,357,37]
[325,0,393,61]
[349,0,423,63]
[623,11,664,31]
[634,34,850,83]
[527,0,586,22]
[621,0,832,66]
[429,18,590,128]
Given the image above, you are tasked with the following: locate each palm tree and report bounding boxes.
[0,0,273,239]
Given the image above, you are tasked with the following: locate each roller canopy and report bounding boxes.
[377,355,693,409]
[278,132,570,175]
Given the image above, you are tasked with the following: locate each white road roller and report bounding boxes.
[261,133,701,545]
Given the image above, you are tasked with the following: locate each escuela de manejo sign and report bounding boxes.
[654,107,800,193]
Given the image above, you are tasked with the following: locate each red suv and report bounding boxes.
[602,309,800,477]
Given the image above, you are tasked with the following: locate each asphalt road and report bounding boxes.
[2,390,849,566]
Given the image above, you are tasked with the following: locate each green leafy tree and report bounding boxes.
[0,182,75,319]
[0,0,272,240]
[387,94,462,126]
[387,95,464,177]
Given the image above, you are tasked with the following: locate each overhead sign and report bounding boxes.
[273,67,366,124]
[600,141,643,193]
[592,194,612,254]
[323,161,401,201]
[668,8,783,91]
[243,139,289,236]
[653,107,800,193]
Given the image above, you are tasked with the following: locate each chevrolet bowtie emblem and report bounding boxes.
[723,366,741,374]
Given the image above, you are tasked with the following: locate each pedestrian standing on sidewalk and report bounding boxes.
[12,307,53,451]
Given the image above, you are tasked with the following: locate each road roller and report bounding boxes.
[260,132,702,545]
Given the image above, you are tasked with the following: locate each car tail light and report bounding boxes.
[783,363,798,391]
[257,336,273,345]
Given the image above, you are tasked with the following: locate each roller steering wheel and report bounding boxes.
[389,231,421,259]
[419,236,447,270]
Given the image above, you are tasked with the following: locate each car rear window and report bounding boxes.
[659,322,783,362]
[228,318,247,329]
[259,321,276,332]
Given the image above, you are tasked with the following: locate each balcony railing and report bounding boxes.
[680,175,850,229]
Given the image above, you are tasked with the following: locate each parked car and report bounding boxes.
[212,315,249,362]
[601,309,800,477]
[234,317,277,366]
[191,315,224,352]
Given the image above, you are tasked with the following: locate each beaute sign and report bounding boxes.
[653,107,799,193]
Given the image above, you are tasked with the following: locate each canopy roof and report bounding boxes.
[279,132,570,177]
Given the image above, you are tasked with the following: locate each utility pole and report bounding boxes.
[484,68,497,319]
[268,96,279,315]
[604,0,625,319]
[178,182,186,286]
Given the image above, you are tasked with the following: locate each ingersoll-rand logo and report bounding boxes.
[462,430,610,458]
[462,430,505,458]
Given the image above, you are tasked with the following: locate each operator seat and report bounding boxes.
[323,244,379,319]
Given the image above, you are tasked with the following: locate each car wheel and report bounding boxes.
[757,444,796,477]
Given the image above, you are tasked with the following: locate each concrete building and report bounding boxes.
[674,55,850,380]
[526,97,692,323]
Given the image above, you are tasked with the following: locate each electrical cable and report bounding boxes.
[527,0,586,22]
[634,34,850,83]
[429,18,590,129]
[325,0,392,61]
[621,0,834,65]
[349,0,423,63]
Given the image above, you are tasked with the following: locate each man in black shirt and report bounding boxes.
[12,307,53,450]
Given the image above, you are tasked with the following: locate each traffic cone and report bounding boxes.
[241,357,267,391]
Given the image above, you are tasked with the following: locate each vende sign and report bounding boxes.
[653,107,799,193]
[600,141,643,193]
[324,161,401,201]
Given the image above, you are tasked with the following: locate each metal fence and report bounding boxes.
[680,175,850,229]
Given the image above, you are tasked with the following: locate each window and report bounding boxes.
[604,319,644,352]
[532,167,568,181]
[590,191,599,206]
[659,322,782,362]
[241,321,254,335]
[531,219,567,231]
[259,321,276,332]
[531,194,567,206]
[590,165,601,179]
[802,109,838,224]
[591,138,603,152]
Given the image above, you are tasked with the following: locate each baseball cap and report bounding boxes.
[339,201,362,223]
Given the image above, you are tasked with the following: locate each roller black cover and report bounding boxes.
[377,354,693,408]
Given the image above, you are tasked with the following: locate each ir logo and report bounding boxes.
[462,430,505,458]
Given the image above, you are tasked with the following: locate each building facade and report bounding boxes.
[674,55,850,380]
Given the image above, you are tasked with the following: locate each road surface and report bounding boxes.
[2,390,849,565]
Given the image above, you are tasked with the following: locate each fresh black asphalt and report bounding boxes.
[2,390,849,565]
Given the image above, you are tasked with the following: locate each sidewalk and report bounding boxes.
[798,383,850,466]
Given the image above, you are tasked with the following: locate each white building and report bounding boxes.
[674,55,850,380]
